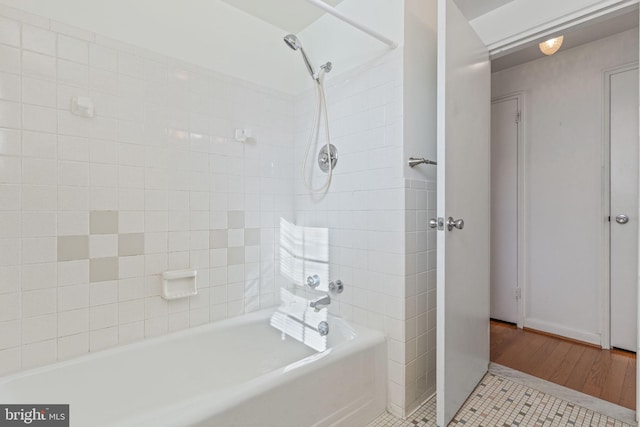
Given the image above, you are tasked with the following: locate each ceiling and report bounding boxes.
[221,0,512,31]
[220,0,344,32]
[454,0,515,20]
[492,7,639,72]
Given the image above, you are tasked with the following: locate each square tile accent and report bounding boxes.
[244,228,260,246]
[89,257,118,283]
[90,211,118,235]
[227,247,245,265]
[57,235,89,261]
[118,233,144,257]
[367,374,634,427]
[227,210,244,229]
[209,230,228,249]
[227,229,244,247]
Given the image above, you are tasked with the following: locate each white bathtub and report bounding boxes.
[0,308,387,427]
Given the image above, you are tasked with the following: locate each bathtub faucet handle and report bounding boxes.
[328,280,343,294]
[318,321,329,336]
[306,274,320,289]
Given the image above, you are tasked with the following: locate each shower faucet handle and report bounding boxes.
[318,321,329,336]
[329,280,343,294]
[318,144,338,173]
[306,275,320,289]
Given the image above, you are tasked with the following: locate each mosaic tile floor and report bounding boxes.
[368,373,635,427]
[368,397,437,427]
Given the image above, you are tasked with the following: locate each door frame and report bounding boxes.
[602,62,639,351]
[490,92,526,329]
[461,2,639,421]
[485,4,639,421]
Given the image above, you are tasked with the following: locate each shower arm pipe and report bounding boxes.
[305,0,398,49]
[408,157,437,167]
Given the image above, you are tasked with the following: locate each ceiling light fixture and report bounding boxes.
[539,36,564,56]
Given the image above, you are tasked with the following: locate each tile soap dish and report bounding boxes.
[161,270,197,300]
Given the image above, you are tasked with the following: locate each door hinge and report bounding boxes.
[515,111,521,124]
[515,288,522,299]
[608,216,611,222]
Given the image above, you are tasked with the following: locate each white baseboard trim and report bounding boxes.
[524,317,601,346]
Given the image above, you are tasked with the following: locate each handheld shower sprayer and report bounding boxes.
[283,34,332,82]
[283,34,336,193]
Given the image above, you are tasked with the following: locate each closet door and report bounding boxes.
[490,96,519,324]
[610,66,638,352]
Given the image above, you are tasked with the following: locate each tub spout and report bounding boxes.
[309,294,331,311]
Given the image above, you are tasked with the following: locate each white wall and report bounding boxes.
[0,0,405,95]
[0,5,294,374]
[402,0,438,415]
[0,0,432,418]
[492,28,639,344]
[284,0,438,417]
[288,1,436,417]
[403,0,438,183]
[0,0,301,95]
[291,48,409,414]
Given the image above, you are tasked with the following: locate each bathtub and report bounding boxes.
[0,308,387,427]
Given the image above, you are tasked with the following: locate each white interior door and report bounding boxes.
[610,66,639,352]
[436,0,491,425]
[490,97,519,324]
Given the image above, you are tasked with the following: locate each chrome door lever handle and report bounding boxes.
[447,217,464,231]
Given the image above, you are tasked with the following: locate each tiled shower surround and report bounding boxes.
[0,6,295,372]
[404,179,437,414]
[291,53,437,415]
[0,4,436,418]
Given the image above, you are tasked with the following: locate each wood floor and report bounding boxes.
[491,320,636,410]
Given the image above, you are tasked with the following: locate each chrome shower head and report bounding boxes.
[283,34,317,81]
[284,34,302,51]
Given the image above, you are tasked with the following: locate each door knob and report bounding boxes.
[615,214,629,224]
[429,218,438,229]
[447,217,464,231]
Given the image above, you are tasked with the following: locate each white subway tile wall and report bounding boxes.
[0,6,295,374]
[289,50,437,416]
[0,5,437,419]
[404,179,437,415]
